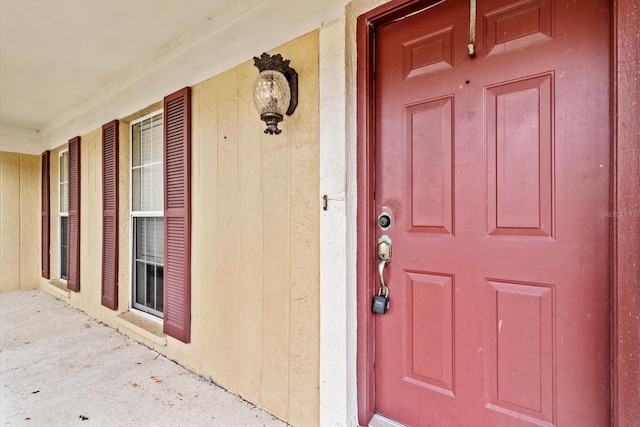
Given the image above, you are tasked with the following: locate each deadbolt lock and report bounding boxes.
[378,212,392,230]
[378,235,392,262]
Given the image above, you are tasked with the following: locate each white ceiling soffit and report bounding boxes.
[0,0,348,154]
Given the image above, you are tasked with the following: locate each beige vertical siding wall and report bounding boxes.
[0,152,40,293]
[190,31,320,425]
[75,129,104,313]
[39,32,320,426]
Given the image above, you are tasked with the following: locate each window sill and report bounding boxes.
[116,311,167,348]
[45,280,71,301]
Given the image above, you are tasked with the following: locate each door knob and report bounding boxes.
[373,235,392,315]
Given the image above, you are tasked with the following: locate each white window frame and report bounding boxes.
[129,110,164,320]
[58,150,69,282]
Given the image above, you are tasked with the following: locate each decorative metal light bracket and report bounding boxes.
[253,53,298,134]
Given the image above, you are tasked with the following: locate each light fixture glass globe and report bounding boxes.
[253,70,291,116]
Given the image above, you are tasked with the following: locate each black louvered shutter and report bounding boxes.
[163,87,191,343]
[67,136,81,292]
[41,151,50,279]
[102,121,119,309]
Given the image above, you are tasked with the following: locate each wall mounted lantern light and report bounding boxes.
[253,53,298,135]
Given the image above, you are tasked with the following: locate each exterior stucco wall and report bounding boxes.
[39,32,319,426]
[0,152,39,293]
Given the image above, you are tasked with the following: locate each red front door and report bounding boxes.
[372,1,610,426]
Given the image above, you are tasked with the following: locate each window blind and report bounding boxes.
[132,114,163,213]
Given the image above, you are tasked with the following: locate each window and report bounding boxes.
[59,150,68,280]
[128,87,191,341]
[131,112,164,318]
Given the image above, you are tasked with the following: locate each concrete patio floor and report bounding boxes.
[0,289,289,427]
